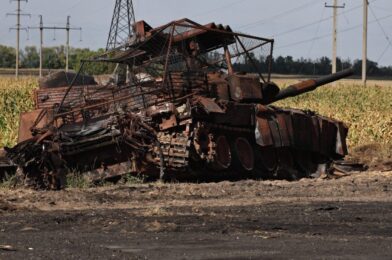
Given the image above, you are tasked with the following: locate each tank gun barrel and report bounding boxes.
[268,68,354,104]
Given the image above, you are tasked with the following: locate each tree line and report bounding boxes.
[0,45,112,75]
[1,45,391,77]
[233,54,392,77]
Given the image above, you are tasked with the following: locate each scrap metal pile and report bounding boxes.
[3,19,354,189]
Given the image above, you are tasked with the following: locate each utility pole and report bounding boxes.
[7,0,31,78]
[29,16,82,76]
[66,16,71,72]
[38,15,43,78]
[325,1,345,74]
[362,0,368,86]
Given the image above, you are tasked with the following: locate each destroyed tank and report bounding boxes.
[5,19,354,189]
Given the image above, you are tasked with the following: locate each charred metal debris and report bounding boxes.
[2,19,354,189]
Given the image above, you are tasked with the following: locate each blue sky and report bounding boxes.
[0,0,391,66]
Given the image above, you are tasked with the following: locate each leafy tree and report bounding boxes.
[69,48,114,75]
[21,46,40,68]
[42,46,66,70]
[0,45,16,68]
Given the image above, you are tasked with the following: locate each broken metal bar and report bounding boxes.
[58,61,86,112]
[235,35,266,83]
[161,24,176,101]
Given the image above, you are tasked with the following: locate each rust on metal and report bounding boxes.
[212,135,232,170]
[3,18,354,189]
[18,110,48,143]
[227,74,263,102]
[234,137,254,171]
[196,97,225,114]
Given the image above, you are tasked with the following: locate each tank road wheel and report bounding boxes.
[253,146,278,179]
[256,146,278,172]
[276,148,300,180]
[232,137,255,172]
[194,124,232,171]
[210,135,232,171]
[294,150,319,178]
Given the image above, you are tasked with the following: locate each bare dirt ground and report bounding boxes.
[0,169,392,259]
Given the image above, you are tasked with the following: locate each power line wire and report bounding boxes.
[238,0,318,30]
[239,0,379,39]
[377,43,390,63]
[369,5,392,47]
[372,5,392,13]
[191,0,249,19]
[369,5,392,63]
[342,7,351,25]
[46,0,84,15]
[298,7,326,74]
[276,12,392,50]
[272,3,364,38]
[63,0,84,13]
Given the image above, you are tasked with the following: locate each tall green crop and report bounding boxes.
[0,78,38,147]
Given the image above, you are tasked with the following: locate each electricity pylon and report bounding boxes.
[106,0,136,50]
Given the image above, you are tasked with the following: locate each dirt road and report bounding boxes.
[1,171,391,259]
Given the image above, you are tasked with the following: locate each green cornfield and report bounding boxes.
[0,77,391,149]
[0,77,38,147]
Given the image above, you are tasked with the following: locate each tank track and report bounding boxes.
[191,121,327,179]
[155,131,192,169]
